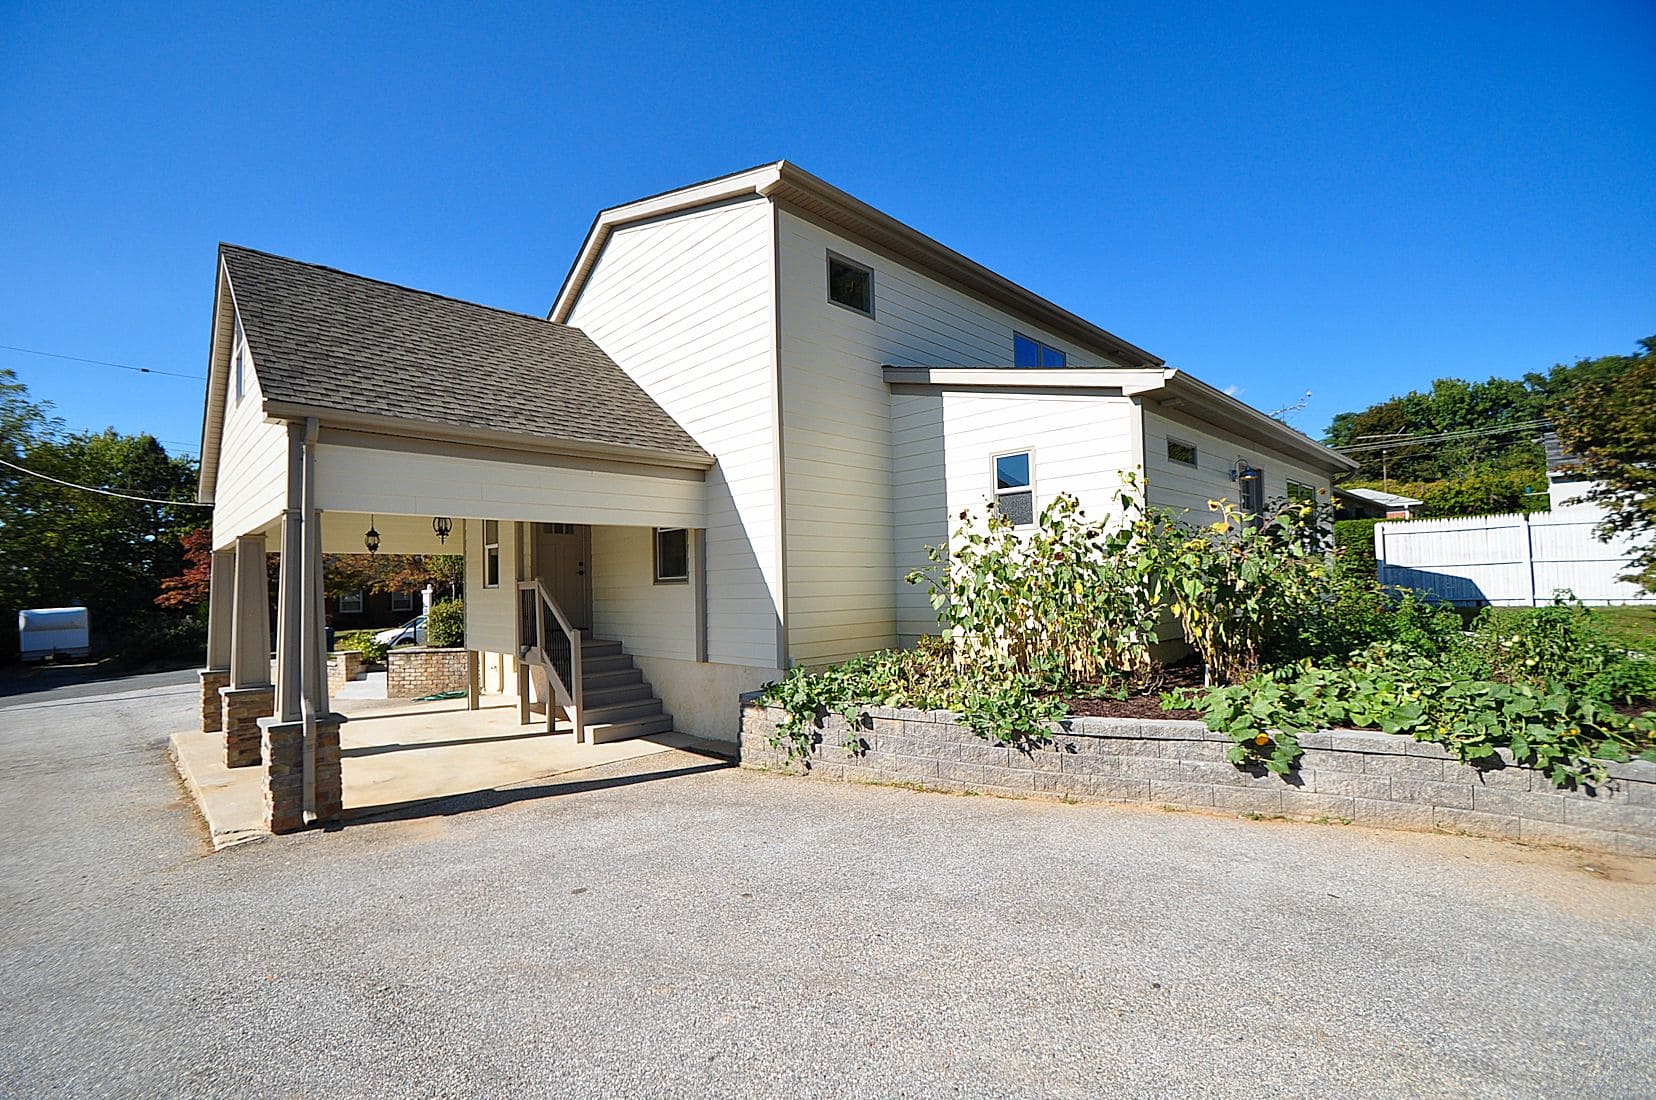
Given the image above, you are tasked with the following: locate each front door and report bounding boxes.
[535,523,592,630]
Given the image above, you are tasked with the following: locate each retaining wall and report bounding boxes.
[387,647,470,698]
[739,699,1656,858]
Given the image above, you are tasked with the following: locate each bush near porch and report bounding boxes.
[759,488,1656,790]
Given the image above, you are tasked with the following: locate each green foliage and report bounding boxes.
[907,488,1163,689]
[107,609,208,671]
[336,629,389,665]
[757,638,1064,762]
[1548,336,1656,590]
[1344,468,1550,518]
[426,598,465,647]
[1150,497,1327,684]
[1324,376,1547,484]
[1195,599,1656,787]
[0,369,203,662]
[1333,518,1379,580]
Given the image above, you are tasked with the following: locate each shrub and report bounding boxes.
[336,629,388,666]
[907,489,1163,690]
[427,598,465,647]
[108,609,206,670]
[1333,518,1379,580]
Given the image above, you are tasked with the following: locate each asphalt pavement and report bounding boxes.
[1,673,1653,1098]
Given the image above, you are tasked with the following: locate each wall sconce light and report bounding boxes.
[1231,463,1261,484]
[432,516,453,545]
[364,516,381,555]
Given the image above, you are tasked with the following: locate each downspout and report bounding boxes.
[299,416,320,822]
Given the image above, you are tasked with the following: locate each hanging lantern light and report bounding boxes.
[364,515,381,555]
[432,516,453,544]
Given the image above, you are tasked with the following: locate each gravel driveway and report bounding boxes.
[2,676,1653,1098]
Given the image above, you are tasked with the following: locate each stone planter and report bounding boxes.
[739,696,1656,858]
[387,647,470,698]
[328,650,366,690]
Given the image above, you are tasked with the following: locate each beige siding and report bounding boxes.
[777,209,1138,660]
[312,440,703,529]
[1142,407,1333,520]
[566,197,780,668]
[463,518,523,655]
[589,525,695,660]
[891,390,1139,644]
[210,332,288,548]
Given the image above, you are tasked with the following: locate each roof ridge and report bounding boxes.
[218,242,560,328]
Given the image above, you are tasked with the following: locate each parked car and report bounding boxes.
[374,615,427,648]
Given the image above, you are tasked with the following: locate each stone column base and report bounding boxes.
[220,685,274,769]
[259,714,345,834]
[198,669,230,733]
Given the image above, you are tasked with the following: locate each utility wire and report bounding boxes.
[1334,421,1550,454]
[0,343,205,381]
[0,455,211,507]
[1353,419,1550,444]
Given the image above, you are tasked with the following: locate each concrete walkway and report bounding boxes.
[172,693,722,847]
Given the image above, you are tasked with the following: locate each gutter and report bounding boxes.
[260,400,716,471]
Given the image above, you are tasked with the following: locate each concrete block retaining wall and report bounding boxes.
[739,699,1656,858]
[387,647,470,698]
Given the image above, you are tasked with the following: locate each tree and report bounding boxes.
[0,369,204,660]
[1323,376,1545,484]
[1549,337,1656,589]
[323,554,464,601]
[155,528,213,609]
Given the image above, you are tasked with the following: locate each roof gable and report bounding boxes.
[213,245,709,467]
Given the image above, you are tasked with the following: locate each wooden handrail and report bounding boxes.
[516,579,584,740]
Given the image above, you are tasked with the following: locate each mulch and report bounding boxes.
[1053,662,1206,721]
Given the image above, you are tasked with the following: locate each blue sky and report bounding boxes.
[2,0,1651,461]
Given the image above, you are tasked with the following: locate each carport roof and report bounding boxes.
[217,244,710,466]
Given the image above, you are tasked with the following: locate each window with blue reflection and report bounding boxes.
[1013,332,1066,368]
[996,451,1030,490]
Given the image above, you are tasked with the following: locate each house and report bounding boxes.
[1333,486,1424,520]
[194,160,1358,828]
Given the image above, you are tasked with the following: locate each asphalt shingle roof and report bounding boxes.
[219,244,709,464]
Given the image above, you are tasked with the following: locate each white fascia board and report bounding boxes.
[1153,370,1359,474]
[881,366,1167,391]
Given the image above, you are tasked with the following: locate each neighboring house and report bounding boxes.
[326,588,420,631]
[1334,486,1423,520]
[196,161,1358,762]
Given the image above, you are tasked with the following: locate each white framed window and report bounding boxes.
[483,520,501,588]
[1286,479,1316,503]
[654,528,689,584]
[827,253,874,316]
[993,450,1035,526]
[1013,332,1067,368]
[392,591,414,612]
[233,349,244,403]
[1167,439,1198,467]
[338,590,364,615]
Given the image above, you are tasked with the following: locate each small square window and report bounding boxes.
[654,528,689,584]
[1287,480,1317,504]
[483,520,501,588]
[338,590,364,615]
[1012,332,1066,368]
[392,591,414,611]
[827,254,873,316]
[993,451,1034,526]
[1167,440,1198,467]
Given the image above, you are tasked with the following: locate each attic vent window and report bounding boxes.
[1167,439,1198,467]
[234,349,245,404]
[1013,333,1067,368]
[827,254,873,316]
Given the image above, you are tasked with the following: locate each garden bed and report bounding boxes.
[740,699,1656,857]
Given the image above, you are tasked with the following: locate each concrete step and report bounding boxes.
[583,681,654,707]
[582,697,665,725]
[582,667,642,690]
[586,713,674,744]
[581,653,634,675]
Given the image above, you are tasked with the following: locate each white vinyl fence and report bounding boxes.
[1375,505,1654,606]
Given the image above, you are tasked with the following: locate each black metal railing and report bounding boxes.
[515,580,585,740]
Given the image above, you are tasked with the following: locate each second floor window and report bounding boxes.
[1013,332,1066,368]
[827,254,873,316]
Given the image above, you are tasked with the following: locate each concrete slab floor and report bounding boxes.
[170,693,727,848]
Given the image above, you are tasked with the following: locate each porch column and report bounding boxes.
[220,535,273,767]
[258,419,344,834]
[197,548,236,733]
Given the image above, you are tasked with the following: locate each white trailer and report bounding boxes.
[18,607,91,661]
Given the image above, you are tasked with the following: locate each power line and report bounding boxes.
[0,455,210,507]
[1333,421,1550,454]
[0,343,205,381]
